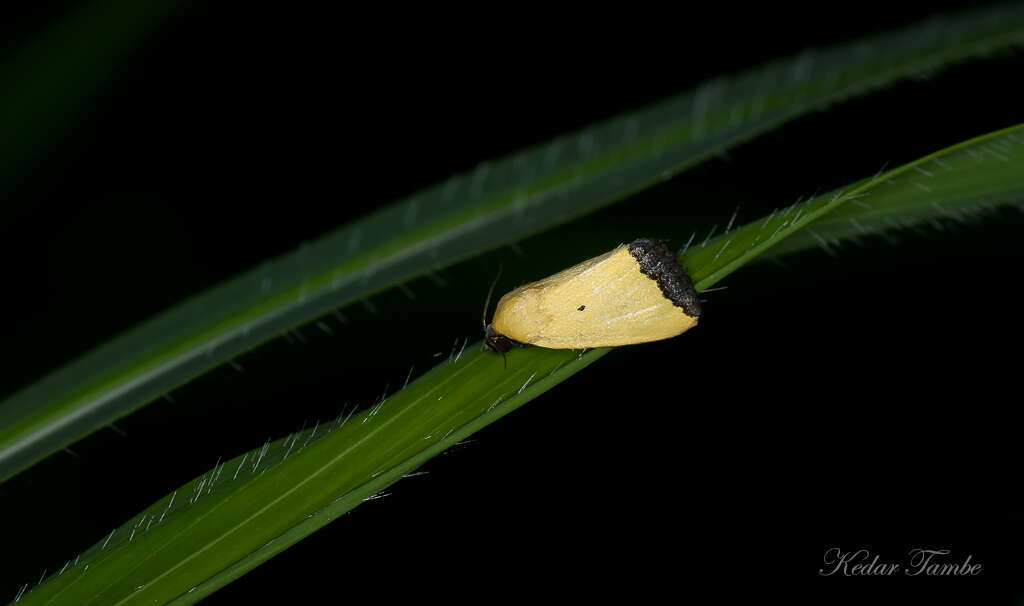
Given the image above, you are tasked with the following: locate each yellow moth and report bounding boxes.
[484,238,701,355]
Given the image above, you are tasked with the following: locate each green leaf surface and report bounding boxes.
[14,124,1022,605]
[762,131,1024,258]
[3,3,1024,485]
[685,125,1024,288]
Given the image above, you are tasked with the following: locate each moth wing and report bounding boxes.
[492,245,697,348]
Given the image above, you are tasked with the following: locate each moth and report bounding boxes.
[484,239,701,356]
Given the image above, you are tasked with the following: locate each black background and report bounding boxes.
[1,2,1023,604]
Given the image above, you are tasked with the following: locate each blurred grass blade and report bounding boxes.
[15,124,1022,605]
[4,5,1024,485]
[0,0,186,196]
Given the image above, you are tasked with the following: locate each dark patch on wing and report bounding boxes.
[627,239,702,318]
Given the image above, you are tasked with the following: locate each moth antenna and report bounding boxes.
[482,263,504,329]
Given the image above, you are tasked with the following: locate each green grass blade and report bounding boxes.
[0,0,185,196]
[14,124,1022,605]
[761,134,1024,258]
[685,124,1024,288]
[3,4,1024,485]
